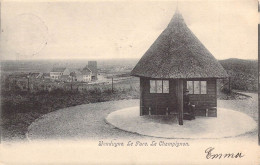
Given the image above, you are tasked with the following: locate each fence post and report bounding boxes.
[112,77,114,93]
[27,74,30,92]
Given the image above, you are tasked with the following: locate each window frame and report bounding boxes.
[186,80,207,95]
[193,81,200,94]
[200,81,207,94]
[149,79,169,94]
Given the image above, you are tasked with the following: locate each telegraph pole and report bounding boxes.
[112,77,114,93]
[71,77,73,90]
[27,73,30,92]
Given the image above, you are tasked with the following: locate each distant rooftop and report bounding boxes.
[51,67,66,72]
[82,66,92,75]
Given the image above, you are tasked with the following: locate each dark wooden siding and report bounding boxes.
[140,78,217,116]
[140,78,177,115]
[184,79,217,116]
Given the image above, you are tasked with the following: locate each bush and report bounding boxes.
[103,88,113,94]
[221,87,231,94]
[219,59,258,92]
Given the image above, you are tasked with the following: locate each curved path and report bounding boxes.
[218,92,258,121]
[27,100,147,140]
[27,92,258,140]
[106,107,256,139]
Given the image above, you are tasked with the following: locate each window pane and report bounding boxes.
[150,80,156,93]
[201,81,207,94]
[157,80,163,93]
[194,81,200,94]
[187,81,193,94]
[163,80,169,93]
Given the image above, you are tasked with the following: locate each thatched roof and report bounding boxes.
[131,10,228,79]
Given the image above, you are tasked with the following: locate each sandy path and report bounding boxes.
[27,93,258,141]
[27,99,149,140]
[218,92,258,121]
[106,107,256,139]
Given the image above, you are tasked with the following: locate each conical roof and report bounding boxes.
[131,11,228,79]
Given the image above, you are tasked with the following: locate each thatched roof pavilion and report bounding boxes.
[131,10,228,79]
[131,10,228,125]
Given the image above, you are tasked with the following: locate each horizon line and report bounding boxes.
[1,57,258,61]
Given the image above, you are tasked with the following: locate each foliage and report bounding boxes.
[1,78,139,140]
[219,58,258,92]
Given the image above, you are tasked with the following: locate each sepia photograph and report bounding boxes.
[0,0,259,164]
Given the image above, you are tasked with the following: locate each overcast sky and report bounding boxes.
[1,0,257,60]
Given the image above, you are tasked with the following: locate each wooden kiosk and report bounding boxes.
[131,10,228,125]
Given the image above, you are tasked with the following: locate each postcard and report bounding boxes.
[0,0,259,164]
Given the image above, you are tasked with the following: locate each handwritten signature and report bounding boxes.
[205,147,244,159]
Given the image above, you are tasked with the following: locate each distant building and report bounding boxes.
[72,67,92,83]
[49,61,97,82]
[50,68,70,80]
[87,61,98,81]
[82,66,92,82]
[72,70,83,82]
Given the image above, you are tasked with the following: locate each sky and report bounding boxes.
[0,0,258,60]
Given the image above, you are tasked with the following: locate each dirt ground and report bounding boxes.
[27,99,146,140]
[218,92,258,121]
[26,92,258,142]
[106,107,256,139]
